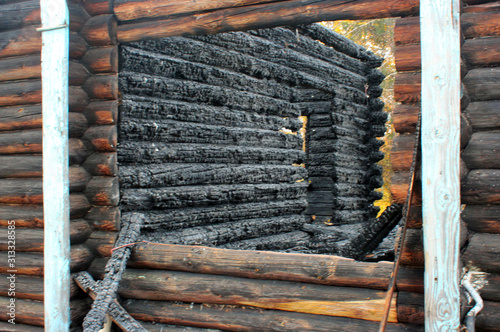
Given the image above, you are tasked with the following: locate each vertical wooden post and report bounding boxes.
[40,0,71,330]
[420,0,461,330]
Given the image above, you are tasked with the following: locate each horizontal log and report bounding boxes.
[120,164,306,189]
[466,100,500,129]
[463,37,500,68]
[390,171,422,205]
[120,97,303,132]
[397,291,424,325]
[480,274,500,302]
[0,194,90,228]
[82,125,117,152]
[393,104,419,134]
[0,27,87,59]
[83,100,118,125]
[462,205,500,234]
[0,1,89,32]
[462,169,500,204]
[118,141,305,165]
[139,321,220,332]
[83,0,114,15]
[85,176,120,206]
[84,230,117,256]
[0,322,44,332]
[0,297,90,328]
[463,233,500,273]
[83,152,118,176]
[0,244,93,276]
[463,1,500,13]
[82,46,119,73]
[394,72,420,103]
[476,300,500,332]
[119,117,302,149]
[116,0,418,42]
[462,132,500,169]
[115,268,398,322]
[0,54,40,82]
[391,134,416,171]
[90,242,430,292]
[395,44,421,72]
[69,138,91,165]
[395,13,500,46]
[114,0,283,21]
[85,206,120,231]
[80,14,118,46]
[464,67,500,101]
[0,155,42,177]
[0,273,80,300]
[0,219,92,252]
[122,298,423,332]
[82,74,119,100]
[121,182,307,211]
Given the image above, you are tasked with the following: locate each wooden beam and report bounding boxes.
[420,0,461,330]
[116,0,418,42]
[40,0,71,330]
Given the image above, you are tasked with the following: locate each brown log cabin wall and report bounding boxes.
[392,1,500,331]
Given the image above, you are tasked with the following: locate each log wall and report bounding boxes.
[391,1,500,330]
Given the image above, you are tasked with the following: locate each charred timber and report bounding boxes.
[121,182,307,211]
[120,164,306,189]
[118,141,305,165]
[120,97,303,132]
[116,1,418,42]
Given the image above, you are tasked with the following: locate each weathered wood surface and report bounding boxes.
[83,152,118,176]
[464,67,500,101]
[390,171,422,205]
[0,273,80,300]
[82,74,118,100]
[393,104,419,133]
[397,292,424,325]
[116,0,418,42]
[0,244,93,276]
[394,72,420,103]
[82,125,117,152]
[463,1,500,13]
[82,0,114,15]
[396,12,500,46]
[462,169,500,204]
[462,132,500,169]
[85,206,120,231]
[82,46,118,73]
[122,299,424,332]
[139,321,221,332]
[0,219,92,251]
[463,37,500,67]
[463,233,500,273]
[84,100,118,126]
[0,28,87,59]
[115,269,398,322]
[89,243,424,292]
[0,322,44,332]
[462,205,500,234]
[476,300,500,332]
[85,176,120,206]
[479,274,500,302]
[80,14,117,46]
[466,100,500,129]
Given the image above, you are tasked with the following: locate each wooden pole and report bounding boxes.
[40,0,70,330]
[420,0,461,330]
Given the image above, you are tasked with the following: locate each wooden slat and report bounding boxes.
[420,0,461,329]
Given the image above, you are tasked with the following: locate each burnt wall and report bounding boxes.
[117,24,385,254]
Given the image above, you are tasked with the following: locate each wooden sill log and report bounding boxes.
[0,273,80,301]
[0,194,91,228]
[0,219,92,252]
[116,0,418,42]
[84,100,118,126]
[462,205,500,234]
[0,244,93,276]
[0,297,89,328]
[88,242,424,292]
[0,27,87,59]
[395,12,500,46]
[466,100,500,130]
[463,233,500,273]
[464,67,500,101]
[108,268,399,322]
[80,14,118,46]
[82,46,119,74]
[0,1,90,33]
[462,169,500,204]
[122,298,424,332]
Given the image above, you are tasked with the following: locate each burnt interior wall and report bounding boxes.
[117,24,386,255]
